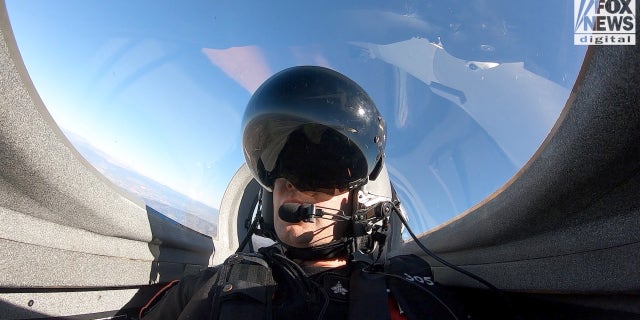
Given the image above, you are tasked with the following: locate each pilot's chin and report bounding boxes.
[280,231,314,248]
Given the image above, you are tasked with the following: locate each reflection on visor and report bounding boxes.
[274,125,368,191]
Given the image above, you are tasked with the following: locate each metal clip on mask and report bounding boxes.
[350,191,394,255]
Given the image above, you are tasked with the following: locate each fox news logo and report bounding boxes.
[574,0,636,45]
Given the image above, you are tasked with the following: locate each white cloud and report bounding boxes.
[202,46,272,94]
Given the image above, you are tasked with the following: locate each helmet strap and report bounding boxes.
[283,240,349,261]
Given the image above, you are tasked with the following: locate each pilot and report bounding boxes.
[140,66,469,319]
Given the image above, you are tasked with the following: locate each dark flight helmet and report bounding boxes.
[242,66,387,240]
[242,65,386,192]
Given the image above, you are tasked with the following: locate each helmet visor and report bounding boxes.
[274,124,368,192]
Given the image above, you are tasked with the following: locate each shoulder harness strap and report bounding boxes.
[209,253,277,320]
[348,262,390,320]
[386,254,468,320]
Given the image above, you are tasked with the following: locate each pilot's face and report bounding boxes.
[272,178,351,248]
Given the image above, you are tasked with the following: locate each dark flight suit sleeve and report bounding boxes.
[140,267,219,319]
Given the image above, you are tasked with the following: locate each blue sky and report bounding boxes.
[6,1,587,236]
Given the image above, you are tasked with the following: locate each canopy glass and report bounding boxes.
[6,0,587,238]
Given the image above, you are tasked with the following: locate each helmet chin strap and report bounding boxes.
[281,231,387,263]
[282,239,350,261]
